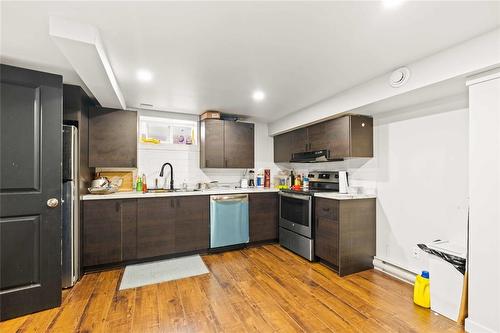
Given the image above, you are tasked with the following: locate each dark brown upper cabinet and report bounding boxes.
[89,107,137,167]
[273,128,308,163]
[273,115,373,163]
[200,119,254,168]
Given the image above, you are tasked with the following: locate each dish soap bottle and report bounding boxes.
[136,176,142,192]
[413,270,431,308]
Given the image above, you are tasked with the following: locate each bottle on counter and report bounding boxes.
[256,172,264,188]
[142,173,148,193]
[303,175,309,191]
[136,176,143,192]
[290,170,295,188]
[295,174,302,187]
[264,169,270,188]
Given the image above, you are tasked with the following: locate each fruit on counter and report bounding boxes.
[291,184,302,191]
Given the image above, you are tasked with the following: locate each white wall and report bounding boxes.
[136,110,277,189]
[466,70,500,333]
[374,107,469,274]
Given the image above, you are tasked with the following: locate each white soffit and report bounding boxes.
[49,16,126,109]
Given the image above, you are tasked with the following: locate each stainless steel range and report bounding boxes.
[279,171,340,260]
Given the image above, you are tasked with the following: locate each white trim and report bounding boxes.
[466,67,500,86]
[465,318,498,333]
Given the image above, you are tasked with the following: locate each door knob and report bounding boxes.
[47,198,59,208]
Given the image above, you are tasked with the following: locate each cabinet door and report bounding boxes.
[307,122,328,151]
[83,200,122,266]
[350,115,373,157]
[137,198,176,258]
[201,119,224,168]
[315,198,339,266]
[324,116,350,159]
[122,199,138,261]
[89,107,137,167]
[273,128,308,162]
[249,193,278,242]
[273,132,292,163]
[315,216,339,266]
[224,121,254,168]
[174,196,209,253]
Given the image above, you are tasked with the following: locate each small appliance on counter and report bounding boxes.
[339,171,349,194]
[278,171,339,261]
[87,176,122,194]
[248,169,255,187]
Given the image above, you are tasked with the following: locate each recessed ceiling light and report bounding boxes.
[383,0,404,9]
[252,90,265,102]
[136,69,153,82]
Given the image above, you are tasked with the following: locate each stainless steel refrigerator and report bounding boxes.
[62,125,80,288]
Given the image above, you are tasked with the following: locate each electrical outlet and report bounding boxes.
[412,246,421,259]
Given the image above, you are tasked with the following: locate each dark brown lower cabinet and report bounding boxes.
[174,196,210,253]
[82,196,210,269]
[249,193,278,242]
[83,199,137,267]
[314,197,375,276]
[83,193,276,270]
[136,197,176,259]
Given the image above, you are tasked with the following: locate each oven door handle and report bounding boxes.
[279,192,312,201]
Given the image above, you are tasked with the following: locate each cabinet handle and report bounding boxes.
[205,159,208,167]
[225,159,228,167]
[322,207,330,212]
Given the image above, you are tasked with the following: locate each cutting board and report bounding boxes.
[98,171,134,192]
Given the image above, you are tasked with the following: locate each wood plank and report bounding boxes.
[104,288,136,333]
[131,284,160,333]
[76,270,121,333]
[45,273,99,332]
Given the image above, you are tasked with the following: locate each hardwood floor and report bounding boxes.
[1,244,464,333]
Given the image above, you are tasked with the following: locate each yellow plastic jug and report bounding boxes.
[413,271,430,308]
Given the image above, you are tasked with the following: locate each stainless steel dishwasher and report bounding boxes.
[210,194,249,248]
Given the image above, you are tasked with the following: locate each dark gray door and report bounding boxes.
[0,64,63,321]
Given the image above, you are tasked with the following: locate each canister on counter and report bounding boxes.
[264,169,270,188]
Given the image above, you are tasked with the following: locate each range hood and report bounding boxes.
[289,149,343,163]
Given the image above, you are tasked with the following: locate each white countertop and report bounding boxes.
[81,187,279,200]
[313,192,377,200]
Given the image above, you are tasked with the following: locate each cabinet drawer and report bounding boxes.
[315,198,338,220]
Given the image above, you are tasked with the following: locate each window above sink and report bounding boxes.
[139,115,198,150]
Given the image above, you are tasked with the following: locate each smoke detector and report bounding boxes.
[389,67,410,88]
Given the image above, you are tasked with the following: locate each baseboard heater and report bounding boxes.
[372,257,417,285]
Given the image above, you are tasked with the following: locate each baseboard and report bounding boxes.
[373,257,417,285]
[465,318,498,333]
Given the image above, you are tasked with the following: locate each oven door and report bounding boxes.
[279,192,312,238]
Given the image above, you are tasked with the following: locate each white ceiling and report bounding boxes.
[1,1,499,121]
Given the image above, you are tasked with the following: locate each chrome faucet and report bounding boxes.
[159,162,174,190]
